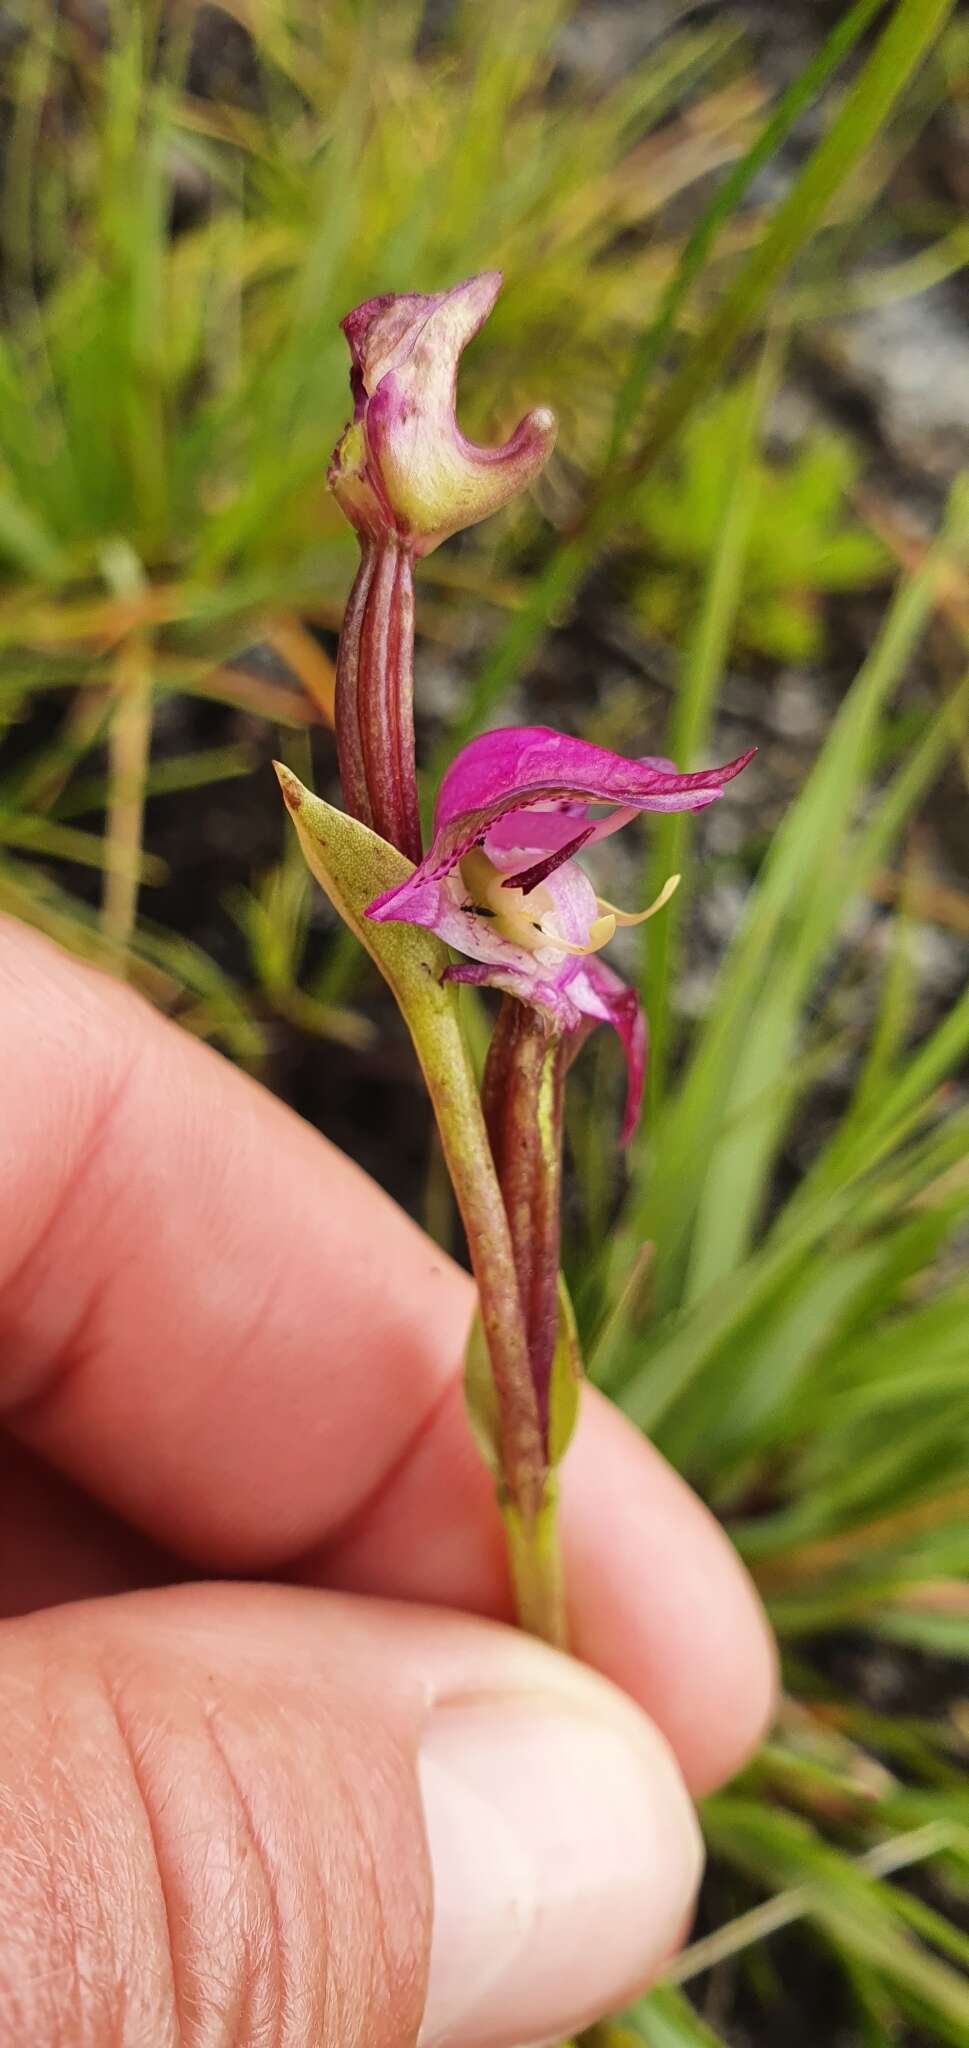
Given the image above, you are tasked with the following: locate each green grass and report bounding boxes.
[2,2,968,2042]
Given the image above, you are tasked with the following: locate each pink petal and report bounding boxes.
[418,726,755,884]
[568,957,647,1145]
[436,727,752,829]
[442,960,585,1035]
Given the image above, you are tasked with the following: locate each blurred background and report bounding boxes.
[1,2,967,2042]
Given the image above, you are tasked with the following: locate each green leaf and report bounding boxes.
[0,484,67,579]
[547,1275,583,1468]
[624,1983,728,2045]
[463,1306,502,1479]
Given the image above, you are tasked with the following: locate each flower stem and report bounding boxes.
[483,995,571,1649]
[502,1485,568,1650]
[331,562,571,1649]
[482,996,567,1443]
[334,537,422,864]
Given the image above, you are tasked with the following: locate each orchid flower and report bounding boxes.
[329,274,556,864]
[330,271,557,555]
[367,724,755,1143]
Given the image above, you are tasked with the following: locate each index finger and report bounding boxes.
[0,916,774,1790]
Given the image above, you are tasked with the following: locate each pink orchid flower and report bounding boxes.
[367,725,755,1141]
[329,271,557,555]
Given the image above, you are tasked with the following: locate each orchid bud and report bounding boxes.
[329,272,557,556]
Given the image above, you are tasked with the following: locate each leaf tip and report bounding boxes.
[273,760,304,813]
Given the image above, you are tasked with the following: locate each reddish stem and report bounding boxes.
[334,538,422,864]
[482,995,566,1447]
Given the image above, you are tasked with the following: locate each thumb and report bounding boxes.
[0,1582,702,2047]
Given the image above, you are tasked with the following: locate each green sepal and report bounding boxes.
[275,763,486,1163]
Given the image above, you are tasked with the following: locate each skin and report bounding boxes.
[0,915,776,2046]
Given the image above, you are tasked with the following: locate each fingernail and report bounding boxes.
[417,1693,702,2048]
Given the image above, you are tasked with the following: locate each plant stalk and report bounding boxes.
[331,553,570,1647]
[482,995,567,1443]
[334,537,422,865]
[503,1487,567,1651]
[482,995,570,1650]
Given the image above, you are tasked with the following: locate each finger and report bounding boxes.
[315,1381,777,1798]
[0,1431,179,1615]
[0,1581,703,2048]
[0,917,773,1788]
[0,1395,773,1800]
[1,916,469,1551]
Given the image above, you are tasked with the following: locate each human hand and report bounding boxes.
[0,916,774,2047]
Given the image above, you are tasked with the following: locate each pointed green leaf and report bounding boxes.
[547,1274,583,1468]
[464,1306,502,1479]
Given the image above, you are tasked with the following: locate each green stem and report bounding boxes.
[503,1484,568,1651]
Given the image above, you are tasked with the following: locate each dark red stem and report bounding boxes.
[482,995,566,1448]
[334,537,422,864]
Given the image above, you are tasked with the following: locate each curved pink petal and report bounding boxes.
[568,956,647,1145]
[436,727,751,829]
[420,726,755,885]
